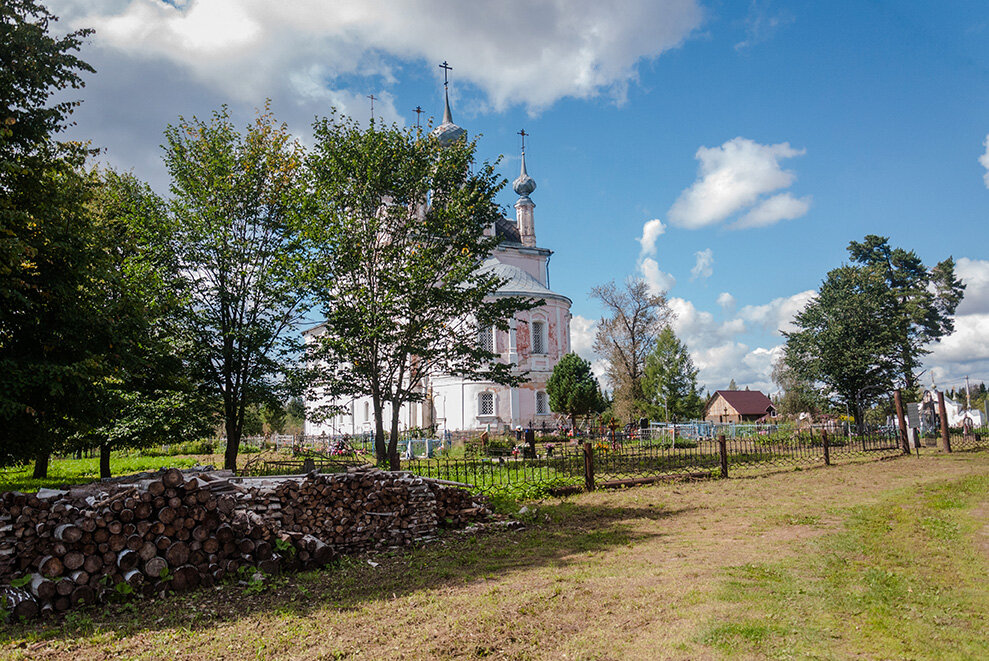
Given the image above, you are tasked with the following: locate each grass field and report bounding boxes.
[0,449,274,493]
[1,451,987,660]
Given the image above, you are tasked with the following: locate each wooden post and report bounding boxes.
[718,434,728,479]
[894,389,910,455]
[583,441,595,492]
[937,390,952,453]
[822,429,830,466]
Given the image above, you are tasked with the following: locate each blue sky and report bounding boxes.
[48,0,989,395]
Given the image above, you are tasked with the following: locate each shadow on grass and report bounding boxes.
[1,500,696,645]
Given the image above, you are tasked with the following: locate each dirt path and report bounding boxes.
[3,452,987,660]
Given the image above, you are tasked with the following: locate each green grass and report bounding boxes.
[0,454,208,493]
[700,471,989,658]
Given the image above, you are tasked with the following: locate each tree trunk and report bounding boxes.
[99,443,111,479]
[224,417,240,472]
[372,393,386,467]
[33,451,49,479]
[388,403,401,471]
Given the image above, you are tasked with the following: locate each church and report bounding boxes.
[305,74,573,437]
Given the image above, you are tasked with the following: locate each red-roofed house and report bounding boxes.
[704,390,777,423]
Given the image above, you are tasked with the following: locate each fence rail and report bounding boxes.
[241,426,989,495]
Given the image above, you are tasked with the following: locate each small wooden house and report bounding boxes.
[704,390,776,423]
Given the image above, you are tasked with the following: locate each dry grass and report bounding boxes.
[2,451,987,660]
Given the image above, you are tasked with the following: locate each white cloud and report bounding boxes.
[735,0,795,51]
[668,137,809,229]
[738,290,816,335]
[955,257,989,315]
[733,192,812,229]
[53,0,704,112]
[568,315,609,388]
[690,248,714,281]
[980,134,989,188]
[638,218,666,258]
[569,314,598,359]
[717,292,736,313]
[640,257,676,295]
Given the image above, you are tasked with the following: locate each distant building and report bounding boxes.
[919,391,985,428]
[704,390,777,423]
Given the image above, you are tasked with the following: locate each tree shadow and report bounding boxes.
[5,501,699,643]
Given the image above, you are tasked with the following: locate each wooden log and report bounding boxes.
[1,586,38,620]
[126,534,143,551]
[122,568,144,588]
[53,523,83,544]
[29,573,56,600]
[52,595,71,612]
[108,534,127,553]
[172,565,199,591]
[138,541,157,562]
[162,468,184,489]
[148,480,166,497]
[70,584,95,607]
[165,541,190,567]
[55,576,74,597]
[82,554,103,574]
[62,550,85,572]
[69,569,90,586]
[143,556,167,578]
[117,549,139,572]
[36,554,63,578]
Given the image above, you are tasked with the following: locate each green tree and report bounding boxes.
[546,353,604,428]
[591,278,672,423]
[782,265,902,429]
[305,115,534,469]
[162,105,309,471]
[0,1,101,474]
[641,326,704,421]
[74,169,212,478]
[847,235,965,393]
[770,356,821,417]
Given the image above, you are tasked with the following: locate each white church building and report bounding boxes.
[305,83,572,436]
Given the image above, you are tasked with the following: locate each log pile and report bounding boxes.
[0,467,489,619]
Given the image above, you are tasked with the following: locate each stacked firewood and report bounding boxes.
[428,482,490,528]
[0,467,489,620]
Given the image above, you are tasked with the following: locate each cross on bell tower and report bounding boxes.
[367,93,377,123]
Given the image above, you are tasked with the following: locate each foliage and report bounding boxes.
[0,1,103,470]
[770,356,822,417]
[305,114,535,469]
[546,353,604,427]
[591,278,672,423]
[72,168,213,477]
[847,235,965,392]
[641,326,704,421]
[162,104,310,471]
[783,265,902,428]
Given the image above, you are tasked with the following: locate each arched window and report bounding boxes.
[478,324,494,352]
[536,391,549,415]
[478,392,495,416]
[364,402,370,422]
[531,320,546,354]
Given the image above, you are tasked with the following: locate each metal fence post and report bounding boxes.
[583,441,595,491]
[822,429,830,466]
[894,389,911,455]
[937,390,953,453]
[718,434,728,479]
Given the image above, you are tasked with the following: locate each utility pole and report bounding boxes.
[965,375,971,409]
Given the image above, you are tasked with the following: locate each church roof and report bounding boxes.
[494,217,521,244]
[478,257,571,303]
